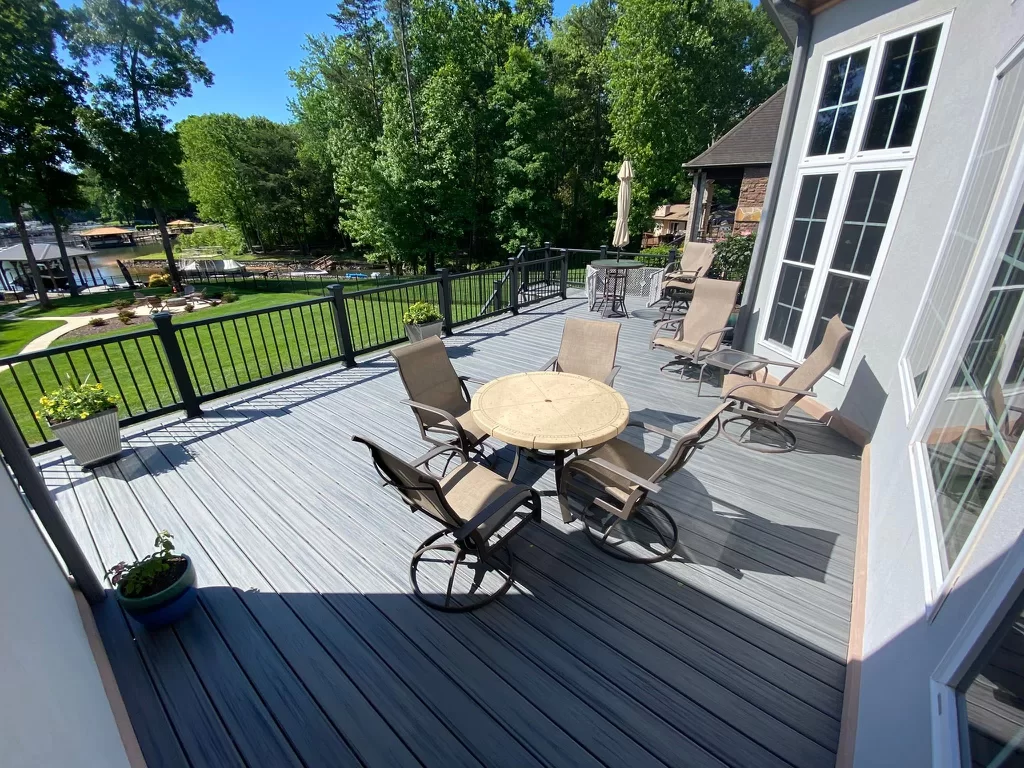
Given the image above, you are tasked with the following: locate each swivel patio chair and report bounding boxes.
[354,435,541,612]
[541,317,622,385]
[655,242,716,322]
[650,278,740,383]
[720,314,852,453]
[558,402,728,563]
[392,336,495,472]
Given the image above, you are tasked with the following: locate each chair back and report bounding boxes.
[652,403,729,484]
[782,315,852,392]
[181,285,196,297]
[556,318,620,382]
[678,242,715,278]
[352,436,460,528]
[677,278,740,349]
[391,336,468,428]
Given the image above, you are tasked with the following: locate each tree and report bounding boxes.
[0,0,90,307]
[71,0,233,288]
[606,0,789,237]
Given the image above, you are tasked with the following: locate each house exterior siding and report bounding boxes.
[748,1,1024,765]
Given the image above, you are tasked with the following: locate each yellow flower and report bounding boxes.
[80,411,89,419]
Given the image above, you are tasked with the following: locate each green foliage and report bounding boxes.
[36,378,118,424]
[402,301,441,325]
[149,273,171,287]
[117,309,135,324]
[176,224,246,256]
[106,531,182,598]
[712,233,756,282]
[111,298,133,310]
[606,0,789,237]
[221,291,238,303]
[89,317,107,327]
[640,244,672,256]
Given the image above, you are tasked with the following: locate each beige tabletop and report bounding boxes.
[471,372,629,451]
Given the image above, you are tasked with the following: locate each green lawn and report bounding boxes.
[0,319,66,358]
[0,269,550,448]
[16,287,172,317]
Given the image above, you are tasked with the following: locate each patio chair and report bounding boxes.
[559,402,729,563]
[391,336,494,472]
[720,314,852,453]
[650,278,740,380]
[656,242,716,321]
[353,435,541,611]
[133,291,147,304]
[541,317,621,385]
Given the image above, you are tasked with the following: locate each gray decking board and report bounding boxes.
[39,293,861,768]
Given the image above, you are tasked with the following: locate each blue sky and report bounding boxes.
[64,0,578,127]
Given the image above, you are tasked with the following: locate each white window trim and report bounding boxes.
[759,160,913,384]
[908,141,1024,614]
[899,38,1024,423]
[760,14,952,382]
[929,478,1024,767]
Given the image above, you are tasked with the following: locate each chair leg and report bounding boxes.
[582,501,678,563]
[409,530,516,612]
[721,414,797,453]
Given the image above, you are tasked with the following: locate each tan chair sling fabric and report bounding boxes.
[391,336,468,429]
[553,318,620,382]
[652,278,740,357]
[674,242,714,280]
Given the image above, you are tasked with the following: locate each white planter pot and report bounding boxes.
[49,408,122,468]
[405,320,443,343]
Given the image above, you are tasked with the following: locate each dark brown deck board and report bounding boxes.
[39,294,860,768]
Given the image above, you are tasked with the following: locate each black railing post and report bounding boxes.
[436,268,453,336]
[493,279,504,311]
[559,249,568,299]
[151,312,202,418]
[544,241,552,285]
[507,257,519,315]
[328,284,356,368]
[600,244,608,261]
[0,399,106,604]
[668,245,678,271]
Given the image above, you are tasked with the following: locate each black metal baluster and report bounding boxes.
[132,336,162,407]
[205,324,228,390]
[191,326,214,396]
[296,303,315,363]
[286,306,306,367]
[242,316,264,379]
[151,336,178,403]
[275,310,296,370]
[231,318,254,382]
[115,340,147,413]
[8,365,47,442]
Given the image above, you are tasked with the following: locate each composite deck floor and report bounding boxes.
[39,294,861,768]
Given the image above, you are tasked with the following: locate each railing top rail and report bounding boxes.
[175,295,332,329]
[345,275,441,298]
[450,264,509,278]
[0,324,159,366]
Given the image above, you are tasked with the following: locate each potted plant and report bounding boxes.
[403,301,444,343]
[37,378,121,468]
[107,531,197,629]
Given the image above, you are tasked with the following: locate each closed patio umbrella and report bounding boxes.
[612,159,633,252]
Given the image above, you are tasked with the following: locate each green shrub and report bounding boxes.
[403,301,442,325]
[118,309,135,324]
[184,303,195,313]
[148,273,170,287]
[175,224,246,256]
[640,244,673,256]
[36,378,118,424]
[88,317,107,327]
[111,298,134,310]
[222,291,238,303]
[712,233,756,282]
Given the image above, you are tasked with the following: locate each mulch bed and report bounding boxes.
[58,318,150,342]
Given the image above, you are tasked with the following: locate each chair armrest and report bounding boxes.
[721,381,817,401]
[400,398,471,450]
[452,487,536,541]
[691,327,731,360]
[459,375,489,387]
[410,443,467,469]
[585,456,662,493]
[628,420,680,441]
[603,366,621,386]
[540,355,559,372]
[650,319,681,347]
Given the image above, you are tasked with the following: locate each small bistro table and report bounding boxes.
[471,371,630,522]
[589,259,644,318]
[698,348,771,397]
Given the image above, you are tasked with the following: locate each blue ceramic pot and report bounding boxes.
[117,555,198,629]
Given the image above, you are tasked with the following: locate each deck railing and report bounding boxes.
[1,245,669,453]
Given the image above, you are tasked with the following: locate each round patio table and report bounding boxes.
[471,371,630,522]
[590,259,644,318]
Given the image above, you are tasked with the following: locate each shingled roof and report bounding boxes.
[684,87,786,170]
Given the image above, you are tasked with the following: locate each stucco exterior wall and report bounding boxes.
[0,465,130,768]
[746,1,1024,765]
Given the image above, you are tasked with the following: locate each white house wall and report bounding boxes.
[0,465,131,768]
[748,0,1024,765]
